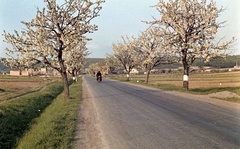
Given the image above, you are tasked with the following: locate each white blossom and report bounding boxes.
[3,0,104,98]
[148,0,235,89]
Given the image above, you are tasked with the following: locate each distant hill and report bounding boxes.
[1,55,239,72]
[193,55,240,68]
[89,55,239,69]
[84,58,105,68]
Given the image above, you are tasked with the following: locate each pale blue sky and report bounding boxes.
[0,0,239,58]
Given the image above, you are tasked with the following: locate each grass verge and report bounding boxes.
[0,81,64,149]
[189,87,240,95]
[109,75,240,103]
[151,84,240,103]
[189,87,240,103]
[16,80,82,149]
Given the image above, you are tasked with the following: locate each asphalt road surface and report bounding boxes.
[82,75,240,149]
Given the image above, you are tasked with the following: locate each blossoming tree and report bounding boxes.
[66,38,89,80]
[150,0,235,89]
[105,54,122,74]
[136,27,174,84]
[3,0,104,98]
[110,36,140,80]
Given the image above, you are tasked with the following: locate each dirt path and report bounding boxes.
[73,80,103,149]
[0,81,57,105]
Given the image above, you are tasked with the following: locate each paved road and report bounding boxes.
[82,75,240,149]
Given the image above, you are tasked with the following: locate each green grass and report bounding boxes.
[16,80,82,149]
[153,83,183,91]
[222,97,240,103]
[189,87,237,95]
[0,81,64,149]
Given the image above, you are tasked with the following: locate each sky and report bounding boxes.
[0,0,239,58]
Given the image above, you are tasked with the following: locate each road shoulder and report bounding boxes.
[73,79,103,149]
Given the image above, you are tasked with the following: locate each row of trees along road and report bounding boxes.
[106,0,235,89]
[1,0,105,99]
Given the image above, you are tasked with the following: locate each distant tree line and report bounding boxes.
[2,55,239,73]
[193,55,240,68]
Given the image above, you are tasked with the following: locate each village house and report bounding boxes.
[130,68,144,75]
[9,67,61,77]
[10,70,29,76]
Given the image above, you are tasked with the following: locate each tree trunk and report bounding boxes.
[75,70,78,82]
[182,50,189,90]
[183,74,189,90]
[126,72,130,81]
[61,71,69,99]
[72,70,76,83]
[58,49,69,99]
[145,69,150,84]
